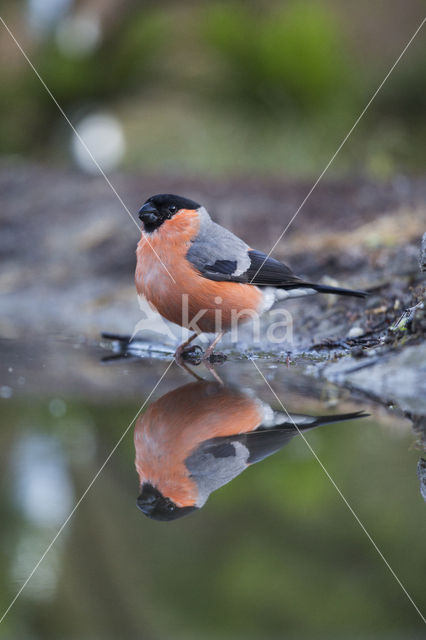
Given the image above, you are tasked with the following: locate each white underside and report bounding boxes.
[260,286,317,313]
[257,400,318,428]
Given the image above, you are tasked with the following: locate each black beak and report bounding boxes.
[137,483,162,515]
[138,202,159,225]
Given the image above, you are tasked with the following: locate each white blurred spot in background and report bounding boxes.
[71,112,126,174]
[55,11,101,58]
[10,434,73,600]
[49,397,67,418]
[12,434,73,526]
[27,0,71,35]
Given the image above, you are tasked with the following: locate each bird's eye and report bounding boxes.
[169,205,177,214]
[166,501,175,512]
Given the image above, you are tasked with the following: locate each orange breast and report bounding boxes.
[135,210,263,333]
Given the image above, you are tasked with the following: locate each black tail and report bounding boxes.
[305,283,368,298]
[304,410,370,429]
[276,410,369,432]
[242,410,369,463]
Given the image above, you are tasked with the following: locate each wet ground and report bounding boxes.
[0,336,425,639]
[1,161,425,343]
[1,161,425,402]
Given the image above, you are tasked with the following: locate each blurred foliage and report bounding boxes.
[0,7,167,154]
[38,12,167,101]
[376,54,426,125]
[0,0,425,176]
[203,2,357,115]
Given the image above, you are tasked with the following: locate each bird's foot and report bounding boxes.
[202,357,225,384]
[202,351,227,364]
[174,344,203,365]
[182,344,204,364]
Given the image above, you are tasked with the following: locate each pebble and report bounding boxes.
[347,326,364,339]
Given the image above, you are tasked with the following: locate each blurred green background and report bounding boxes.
[1,0,425,179]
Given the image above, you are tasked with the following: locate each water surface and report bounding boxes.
[0,337,424,639]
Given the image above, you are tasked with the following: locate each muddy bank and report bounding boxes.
[1,159,424,339]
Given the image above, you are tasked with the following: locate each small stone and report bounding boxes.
[347,326,364,339]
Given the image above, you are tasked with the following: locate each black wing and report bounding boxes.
[201,250,367,297]
[185,215,367,295]
[188,410,368,467]
[203,250,305,288]
[192,429,298,466]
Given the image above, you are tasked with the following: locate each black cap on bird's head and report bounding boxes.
[137,482,198,522]
[138,194,201,233]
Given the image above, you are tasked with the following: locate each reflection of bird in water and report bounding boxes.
[134,381,368,521]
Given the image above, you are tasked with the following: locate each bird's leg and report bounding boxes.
[174,332,200,363]
[177,360,205,381]
[204,362,224,385]
[203,331,225,361]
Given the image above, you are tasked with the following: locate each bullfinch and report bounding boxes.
[134,380,367,521]
[136,194,367,359]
